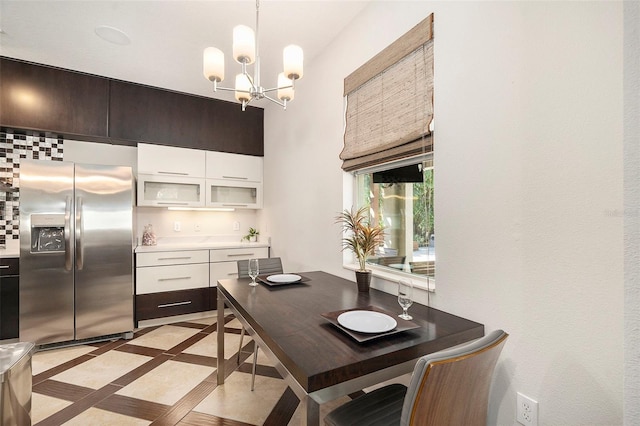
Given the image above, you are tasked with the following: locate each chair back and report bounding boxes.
[237,257,283,278]
[400,329,508,426]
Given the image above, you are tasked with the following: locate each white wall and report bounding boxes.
[624,1,640,423]
[262,1,626,425]
[135,207,259,244]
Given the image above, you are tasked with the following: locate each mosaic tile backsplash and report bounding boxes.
[0,128,64,247]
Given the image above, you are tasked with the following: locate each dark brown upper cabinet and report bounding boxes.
[0,57,264,155]
[109,80,264,156]
[0,57,109,138]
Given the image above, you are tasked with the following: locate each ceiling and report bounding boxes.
[0,0,370,107]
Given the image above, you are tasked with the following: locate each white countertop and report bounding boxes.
[1,237,270,256]
[0,240,19,258]
[134,236,270,253]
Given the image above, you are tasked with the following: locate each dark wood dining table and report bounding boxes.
[216,270,484,426]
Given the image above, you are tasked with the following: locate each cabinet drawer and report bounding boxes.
[136,263,209,294]
[205,151,263,182]
[137,250,209,267]
[136,288,209,321]
[138,143,206,177]
[0,275,19,340]
[209,261,239,287]
[0,257,19,276]
[209,247,268,262]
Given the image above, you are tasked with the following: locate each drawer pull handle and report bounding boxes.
[158,276,192,282]
[157,171,189,176]
[226,253,254,257]
[157,202,189,206]
[0,265,9,269]
[227,272,239,276]
[222,204,249,207]
[222,175,248,180]
[157,256,192,261]
[158,301,192,308]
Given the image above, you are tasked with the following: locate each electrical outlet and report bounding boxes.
[233,221,240,231]
[174,221,181,232]
[516,392,538,426]
[194,223,201,232]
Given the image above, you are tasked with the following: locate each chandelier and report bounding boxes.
[203,0,303,111]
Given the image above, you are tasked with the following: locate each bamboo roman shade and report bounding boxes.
[340,14,434,172]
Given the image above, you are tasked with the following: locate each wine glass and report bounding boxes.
[248,258,260,287]
[397,279,413,320]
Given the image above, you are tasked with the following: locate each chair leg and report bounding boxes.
[237,327,245,364]
[251,345,259,391]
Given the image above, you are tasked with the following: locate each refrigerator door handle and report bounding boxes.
[64,196,72,271]
[76,196,84,270]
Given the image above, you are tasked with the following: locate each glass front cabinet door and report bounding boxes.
[206,179,263,209]
[137,174,205,207]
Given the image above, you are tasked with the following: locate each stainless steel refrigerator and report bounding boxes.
[19,160,134,345]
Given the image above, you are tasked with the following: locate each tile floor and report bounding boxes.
[30,311,353,426]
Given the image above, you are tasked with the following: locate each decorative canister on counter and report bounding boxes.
[142,224,157,246]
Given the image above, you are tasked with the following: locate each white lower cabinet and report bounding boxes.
[209,247,269,287]
[136,250,210,322]
[209,247,269,263]
[137,250,209,267]
[135,246,269,323]
[136,263,210,294]
[210,262,239,285]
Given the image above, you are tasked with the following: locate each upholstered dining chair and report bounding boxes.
[237,257,283,279]
[324,329,508,426]
[235,257,283,390]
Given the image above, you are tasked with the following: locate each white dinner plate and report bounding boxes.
[337,310,397,334]
[267,274,302,284]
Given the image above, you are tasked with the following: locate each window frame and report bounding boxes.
[343,153,435,291]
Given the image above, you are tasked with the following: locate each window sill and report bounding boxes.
[342,263,435,292]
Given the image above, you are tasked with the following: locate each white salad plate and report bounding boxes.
[337,310,397,334]
[266,274,302,284]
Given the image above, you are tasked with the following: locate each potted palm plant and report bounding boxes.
[335,206,385,292]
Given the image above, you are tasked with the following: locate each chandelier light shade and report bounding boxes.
[203,47,224,82]
[277,73,294,101]
[232,25,256,64]
[283,45,304,80]
[235,74,252,102]
[203,0,303,111]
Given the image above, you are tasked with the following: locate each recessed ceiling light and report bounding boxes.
[94,25,131,45]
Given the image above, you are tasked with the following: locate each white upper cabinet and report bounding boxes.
[205,151,263,182]
[205,179,263,209]
[138,143,206,178]
[205,151,263,209]
[137,174,205,207]
[136,144,263,208]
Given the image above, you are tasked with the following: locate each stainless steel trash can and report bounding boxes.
[1,342,35,426]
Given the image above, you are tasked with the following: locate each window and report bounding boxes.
[342,13,435,286]
[354,156,434,281]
